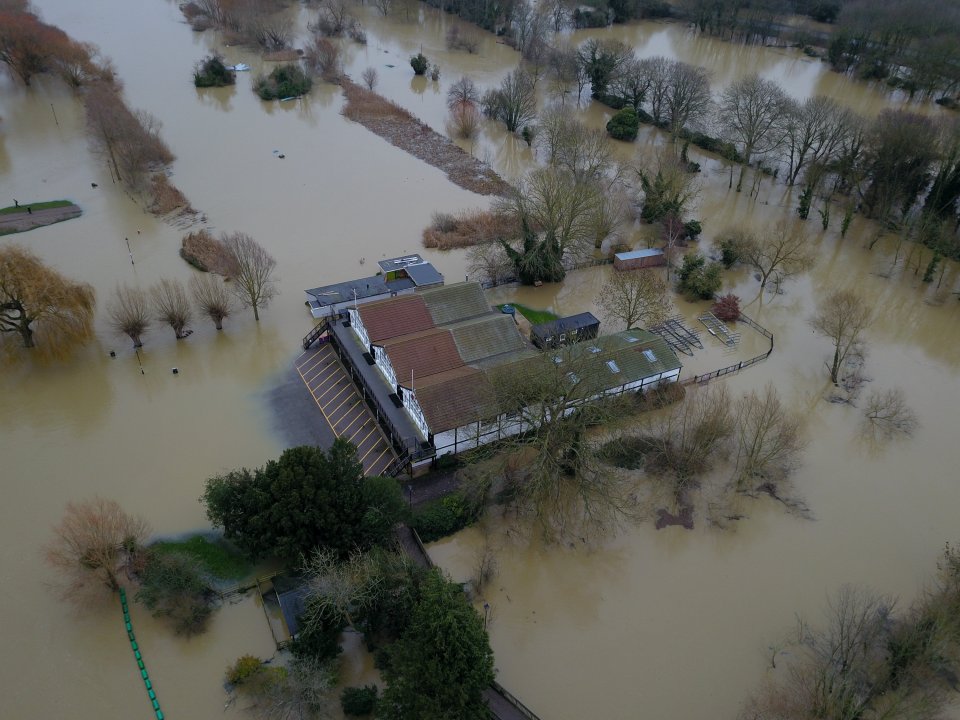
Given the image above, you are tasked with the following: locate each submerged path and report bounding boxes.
[119,588,164,720]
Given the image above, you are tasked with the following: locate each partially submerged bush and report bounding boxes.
[677,253,723,300]
[422,208,520,250]
[226,655,264,686]
[606,107,640,141]
[135,550,216,636]
[304,36,341,81]
[180,230,237,276]
[711,293,741,321]
[254,63,312,100]
[341,685,379,716]
[410,52,429,76]
[194,53,235,87]
[412,492,479,542]
[149,174,193,216]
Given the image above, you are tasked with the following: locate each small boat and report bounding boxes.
[230,63,251,72]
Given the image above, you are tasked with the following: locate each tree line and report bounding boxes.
[0,231,277,358]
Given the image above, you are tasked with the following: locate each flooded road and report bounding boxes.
[1,2,958,719]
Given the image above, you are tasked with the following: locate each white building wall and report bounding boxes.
[402,389,430,439]
[372,345,398,390]
[348,307,371,350]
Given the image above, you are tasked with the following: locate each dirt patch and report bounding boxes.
[340,78,510,197]
[0,204,82,235]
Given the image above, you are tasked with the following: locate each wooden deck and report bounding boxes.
[294,344,396,477]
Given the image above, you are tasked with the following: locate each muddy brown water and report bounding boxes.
[1,2,958,718]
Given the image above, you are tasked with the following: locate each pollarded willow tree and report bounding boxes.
[44,497,149,599]
[107,284,150,347]
[0,244,96,355]
[189,273,233,330]
[150,278,192,339]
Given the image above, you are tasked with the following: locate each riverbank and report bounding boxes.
[0,201,81,235]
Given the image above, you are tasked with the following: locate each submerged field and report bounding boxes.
[1,1,959,719]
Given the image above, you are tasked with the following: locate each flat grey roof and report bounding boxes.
[531,312,600,337]
[378,254,426,272]
[615,248,664,260]
[406,262,444,286]
[305,275,414,307]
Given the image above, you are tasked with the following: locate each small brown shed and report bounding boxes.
[614,248,666,271]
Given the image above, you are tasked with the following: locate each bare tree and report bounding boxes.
[303,35,341,81]
[373,0,393,15]
[221,232,277,321]
[546,44,586,104]
[783,96,856,186]
[740,221,816,290]
[361,66,377,90]
[810,289,872,385]
[446,76,479,110]
[482,67,537,133]
[719,74,790,192]
[644,55,673,126]
[595,270,671,330]
[0,244,95,354]
[665,61,712,139]
[733,384,807,491]
[609,55,654,112]
[108,284,150,347]
[466,242,513,287]
[448,102,481,140]
[150,278,193,339]
[189,273,233,330]
[862,388,918,440]
[44,497,149,598]
[537,107,614,182]
[509,0,550,63]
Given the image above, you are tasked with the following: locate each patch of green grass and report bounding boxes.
[151,535,252,581]
[0,200,73,215]
[497,303,559,325]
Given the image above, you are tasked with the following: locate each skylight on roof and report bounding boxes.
[606,360,621,373]
[588,346,601,353]
[567,372,580,383]
[625,335,639,343]
[552,355,563,365]
[642,349,656,362]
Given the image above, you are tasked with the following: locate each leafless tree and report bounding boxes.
[862,388,918,440]
[482,67,537,133]
[719,74,790,192]
[0,244,96,355]
[733,384,807,492]
[782,96,857,186]
[150,278,192,339]
[547,44,587,104]
[484,352,642,540]
[189,273,233,330]
[538,107,614,182]
[810,289,872,385]
[740,221,815,290]
[303,35,340,81]
[608,55,654,113]
[466,242,513,287]
[44,497,149,599]
[469,523,499,594]
[108,284,150,347]
[665,61,712,140]
[446,76,479,110]
[510,0,550,63]
[445,25,479,53]
[221,232,277,321]
[361,66,377,90]
[243,654,338,720]
[448,101,481,140]
[85,84,174,188]
[310,0,353,37]
[639,385,734,500]
[644,55,673,126]
[596,270,671,330]
[373,0,393,15]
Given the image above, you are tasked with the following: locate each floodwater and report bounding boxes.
[0,2,958,719]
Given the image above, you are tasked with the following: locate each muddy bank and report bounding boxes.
[0,203,81,234]
[340,77,509,197]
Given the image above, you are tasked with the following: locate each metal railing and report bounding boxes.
[489,682,543,720]
[681,312,774,385]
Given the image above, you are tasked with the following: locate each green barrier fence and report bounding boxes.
[119,588,164,720]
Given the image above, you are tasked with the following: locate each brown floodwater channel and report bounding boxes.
[1,2,959,719]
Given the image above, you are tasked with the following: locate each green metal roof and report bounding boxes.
[418,282,491,326]
[448,313,527,364]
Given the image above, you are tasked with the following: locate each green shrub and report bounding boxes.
[412,492,478,542]
[226,655,263,686]
[253,63,312,100]
[410,53,429,75]
[135,550,216,636]
[194,53,235,88]
[606,107,640,141]
[677,253,723,300]
[341,685,379,716]
[684,220,702,240]
[290,612,343,662]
